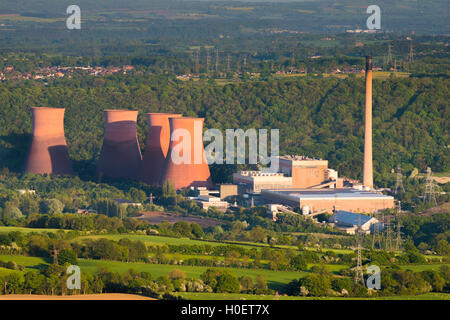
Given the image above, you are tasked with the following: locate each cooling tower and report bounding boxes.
[162,117,213,190]
[97,110,142,180]
[24,107,73,175]
[363,56,374,189]
[140,113,182,185]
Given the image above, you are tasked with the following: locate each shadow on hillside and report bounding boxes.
[0,133,31,173]
[71,159,97,182]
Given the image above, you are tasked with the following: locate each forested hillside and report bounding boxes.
[0,74,448,187]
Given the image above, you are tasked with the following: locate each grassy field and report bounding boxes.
[0,255,50,267]
[1,253,447,298]
[78,259,306,291]
[0,267,21,277]
[75,234,242,248]
[0,226,63,234]
[399,264,448,272]
[175,292,450,300]
[0,254,305,291]
[0,14,63,23]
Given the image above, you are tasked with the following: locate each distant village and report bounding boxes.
[0,65,135,81]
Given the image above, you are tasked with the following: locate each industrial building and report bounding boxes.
[97,109,143,180]
[140,113,182,185]
[24,107,73,175]
[328,210,380,234]
[196,195,230,210]
[219,184,238,199]
[233,155,343,193]
[261,188,394,214]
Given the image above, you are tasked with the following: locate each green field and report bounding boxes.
[399,264,448,272]
[78,259,306,291]
[0,14,62,23]
[0,267,21,277]
[76,234,219,246]
[0,226,63,234]
[75,234,279,251]
[175,292,450,300]
[0,252,447,298]
[0,255,50,267]
[0,254,306,291]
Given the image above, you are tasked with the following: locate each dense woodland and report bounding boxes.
[0,72,447,187]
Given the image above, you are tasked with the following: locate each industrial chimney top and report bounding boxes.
[366,55,373,71]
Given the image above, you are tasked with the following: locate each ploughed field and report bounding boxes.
[137,211,222,228]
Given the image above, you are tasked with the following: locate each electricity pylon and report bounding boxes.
[385,215,393,252]
[215,49,219,73]
[354,216,365,285]
[395,202,402,251]
[409,40,414,64]
[194,49,200,73]
[387,43,393,65]
[424,167,438,205]
[371,211,381,250]
[206,48,210,73]
[394,165,405,194]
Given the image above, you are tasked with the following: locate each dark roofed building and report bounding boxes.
[328,210,379,234]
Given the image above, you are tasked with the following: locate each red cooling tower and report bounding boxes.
[24,107,73,175]
[162,117,213,190]
[97,110,142,180]
[140,113,182,185]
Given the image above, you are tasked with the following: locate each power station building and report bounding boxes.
[328,210,380,234]
[233,155,343,193]
[261,188,394,214]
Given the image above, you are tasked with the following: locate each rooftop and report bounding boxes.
[262,188,394,200]
[279,155,323,161]
[329,210,373,226]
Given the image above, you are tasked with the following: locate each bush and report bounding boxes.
[40,199,64,215]
[2,206,23,220]
[57,248,78,265]
[215,273,240,293]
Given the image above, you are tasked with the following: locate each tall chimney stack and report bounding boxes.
[363,55,374,189]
